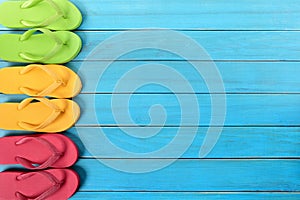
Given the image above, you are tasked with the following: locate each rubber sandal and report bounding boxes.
[0,169,79,200]
[0,28,82,64]
[0,0,82,30]
[0,64,82,98]
[0,98,80,132]
[0,134,78,169]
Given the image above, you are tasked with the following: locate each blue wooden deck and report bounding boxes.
[1,0,300,199]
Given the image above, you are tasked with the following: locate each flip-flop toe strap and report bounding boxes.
[15,136,64,169]
[20,0,66,28]
[17,98,64,131]
[15,170,64,200]
[19,64,66,97]
[19,28,64,63]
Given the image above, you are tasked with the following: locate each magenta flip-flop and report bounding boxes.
[0,169,79,200]
[0,134,78,169]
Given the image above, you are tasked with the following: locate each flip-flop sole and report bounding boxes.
[0,31,82,64]
[0,65,82,98]
[0,169,79,200]
[0,134,79,168]
[0,0,82,30]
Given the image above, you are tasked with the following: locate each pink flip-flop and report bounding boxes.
[0,169,79,200]
[0,134,78,169]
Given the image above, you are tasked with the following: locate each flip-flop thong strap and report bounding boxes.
[19,64,66,96]
[17,98,64,131]
[19,28,64,63]
[21,0,66,28]
[15,136,63,169]
[15,170,64,200]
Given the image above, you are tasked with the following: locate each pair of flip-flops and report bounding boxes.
[0,134,80,199]
[0,64,81,132]
[0,0,82,63]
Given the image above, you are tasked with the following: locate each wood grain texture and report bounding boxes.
[70,127,300,158]
[69,61,300,94]
[72,159,300,191]
[72,94,300,126]
[1,0,300,30]
[71,192,300,200]
[76,31,300,61]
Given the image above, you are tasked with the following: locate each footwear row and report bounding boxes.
[0,0,83,199]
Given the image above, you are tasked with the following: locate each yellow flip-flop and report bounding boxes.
[0,98,80,132]
[0,64,82,98]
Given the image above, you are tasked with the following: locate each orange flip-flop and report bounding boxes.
[0,98,80,132]
[0,64,82,98]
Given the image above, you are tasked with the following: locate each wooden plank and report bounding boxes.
[0,159,299,191]
[71,127,300,158]
[0,94,299,126]
[76,31,300,61]
[2,61,300,93]
[71,192,300,200]
[1,0,299,30]
[71,94,300,126]
[0,127,299,158]
[1,31,300,61]
[71,159,300,191]
[68,61,300,93]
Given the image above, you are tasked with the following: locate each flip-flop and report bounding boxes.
[0,134,78,169]
[0,64,82,98]
[0,169,79,200]
[0,98,80,132]
[0,0,82,30]
[0,28,82,64]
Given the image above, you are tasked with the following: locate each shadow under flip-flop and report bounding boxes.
[72,165,87,189]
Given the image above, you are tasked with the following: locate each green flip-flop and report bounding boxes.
[0,28,82,64]
[0,0,82,30]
